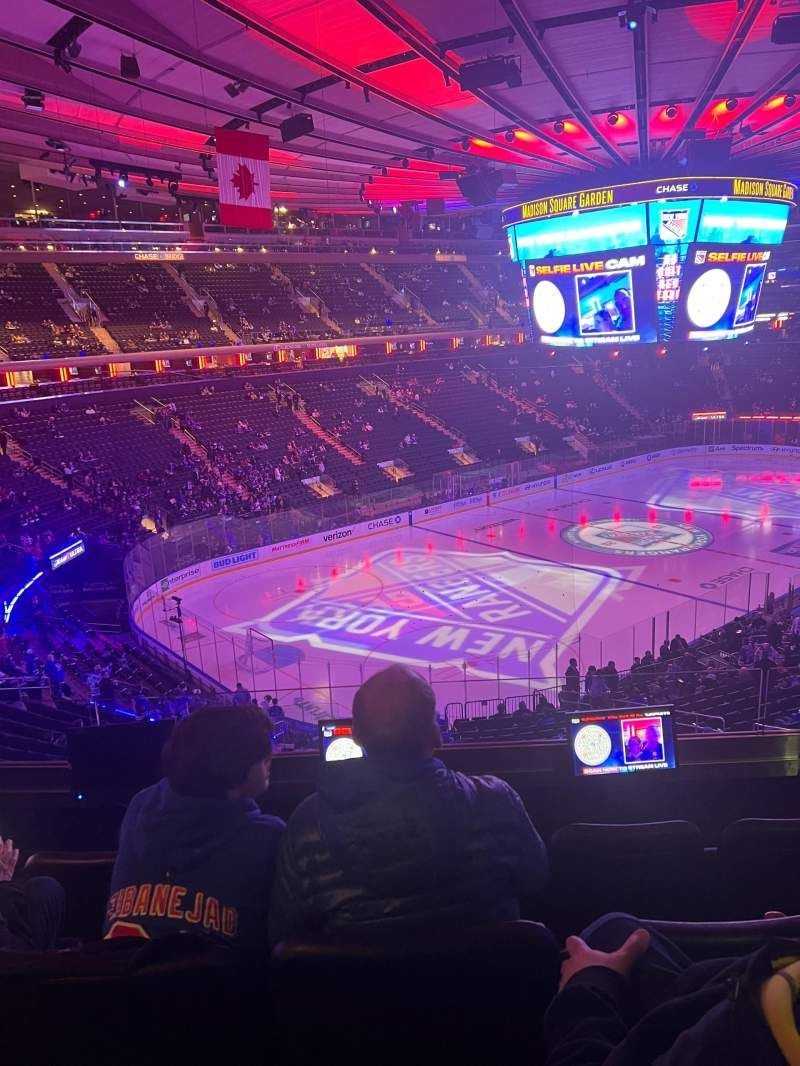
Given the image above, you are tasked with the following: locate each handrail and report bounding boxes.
[674,709,726,730]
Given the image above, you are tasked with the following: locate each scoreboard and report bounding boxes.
[502,176,797,347]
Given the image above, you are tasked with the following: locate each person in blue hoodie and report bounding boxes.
[269,665,547,944]
[105,704,284,952]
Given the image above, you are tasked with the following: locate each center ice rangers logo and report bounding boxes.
[227,548,621,680]
[563,519,712,557]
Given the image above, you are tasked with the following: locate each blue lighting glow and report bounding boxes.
[3,571,44,624]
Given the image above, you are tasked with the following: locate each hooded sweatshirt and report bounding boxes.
[105,778,284,951]
[269,756,547,944]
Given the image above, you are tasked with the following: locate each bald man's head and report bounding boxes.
[352,666,440,758]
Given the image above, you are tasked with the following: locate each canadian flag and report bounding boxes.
[215,128,272,229]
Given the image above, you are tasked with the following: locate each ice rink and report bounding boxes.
[134,453,800,720]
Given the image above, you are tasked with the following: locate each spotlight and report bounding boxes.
[47,16,90,73]
[618,2,653,31]
[785,93,797,108]
[120,54,140,79]
[224,79,248,98]
[664,104,678,119]
[117,173,127,188]
[167,180,179,197]
[607,111,620,126]
[146,174,154,187]
[504,129,516,143]
[460,137,471,150]
[725,96,738,111]
[22,87,45,112]
[401,157,410,168]
[92,162,102,183]
[553,120,565,134]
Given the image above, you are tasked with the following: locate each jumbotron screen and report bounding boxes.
[503,177,797,346]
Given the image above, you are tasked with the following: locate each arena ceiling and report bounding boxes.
[2,0,800,213]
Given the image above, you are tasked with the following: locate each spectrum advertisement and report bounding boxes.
[505,176,796,347]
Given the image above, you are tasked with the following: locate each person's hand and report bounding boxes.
[559,929,651,992]
[0,836,19,881]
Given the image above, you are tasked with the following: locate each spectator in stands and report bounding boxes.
[670,633,689,657]
[44,653,65,700]
[601,661,619,699]
[0,834,65,951]
[0,427,7,457]
[768,616,784,650]
[134,688,152,718]
[565,658,579,694]
[659,638,671,662]
[269,665,546,943]
[105,704,284,951]
[584,665,597,696]
[545,912,800,1065]
[233,682,251,706]
[588,670,610,709]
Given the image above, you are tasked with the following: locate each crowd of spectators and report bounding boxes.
[59,263,224,353]
[0,263,100,360]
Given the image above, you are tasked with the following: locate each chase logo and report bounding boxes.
[232,548,621,679]
[563,519,712,557]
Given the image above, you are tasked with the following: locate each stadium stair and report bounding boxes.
[162,264,240,342]
[372,375,465,444]
[89,325,121,353]
[271,265,341,335]
[292,406,364,466]
[6,433,94,504]
[458,263,516,325]
[589,364,641,420]
[133,399,252,499]
[43,263,118,351]
[369,265,438,327]
[468,366,565,433]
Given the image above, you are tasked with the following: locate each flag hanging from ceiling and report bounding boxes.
[214,128,272,229]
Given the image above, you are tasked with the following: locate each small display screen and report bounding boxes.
[577,270,635,336]
[569,707,677,777]
[49,539,86,571]
[319,720,365,762]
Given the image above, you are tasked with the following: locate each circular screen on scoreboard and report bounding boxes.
[686,268,732,329]
[532,279,567,334]
[573,724,613,767]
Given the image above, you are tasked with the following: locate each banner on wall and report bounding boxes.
[214,128,272,229]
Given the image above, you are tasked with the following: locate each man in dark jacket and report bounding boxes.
[105,704,284,951]
[269,665,547,944]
